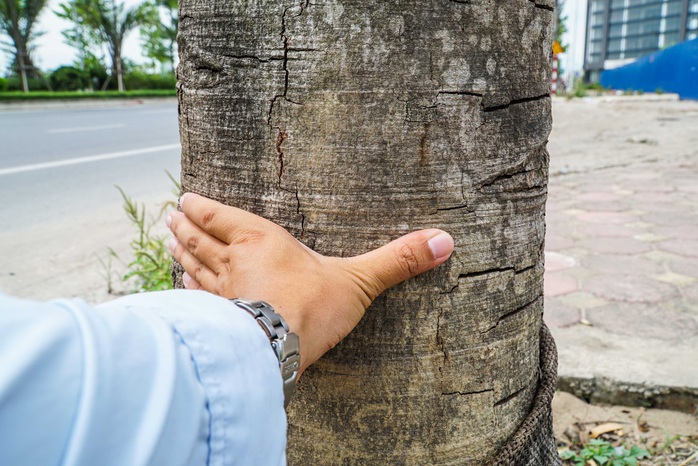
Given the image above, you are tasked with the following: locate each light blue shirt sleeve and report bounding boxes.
[0,290,287,466]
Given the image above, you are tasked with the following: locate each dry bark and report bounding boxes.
[177,0,555,464]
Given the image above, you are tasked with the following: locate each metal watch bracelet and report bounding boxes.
[230,298,301,408]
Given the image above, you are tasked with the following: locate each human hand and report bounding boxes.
[167,193,454,374]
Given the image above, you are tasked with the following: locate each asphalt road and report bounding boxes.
[0,101,181,233]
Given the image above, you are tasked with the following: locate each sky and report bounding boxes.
[2,0,589,80]
[0,0,146,73]
[560,0,590,85]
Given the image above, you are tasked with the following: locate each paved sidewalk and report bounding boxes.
[544,97,698,414]
[0,96,177,113]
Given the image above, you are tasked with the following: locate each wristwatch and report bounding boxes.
[230,298,301,408]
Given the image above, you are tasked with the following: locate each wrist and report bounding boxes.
[231,299,300,408]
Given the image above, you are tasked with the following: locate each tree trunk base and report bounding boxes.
[491,324,560,465]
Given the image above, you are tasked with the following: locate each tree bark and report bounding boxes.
[177,1,557,464]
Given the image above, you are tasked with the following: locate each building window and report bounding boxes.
[689,15,698,30]
[664,16,683,33]
[591,0,607,14]
[663,32,680,47]
[666,1,684,16]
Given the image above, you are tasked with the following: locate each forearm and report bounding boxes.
[0,290,286,466]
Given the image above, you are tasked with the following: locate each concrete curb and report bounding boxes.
[558,376,698,416]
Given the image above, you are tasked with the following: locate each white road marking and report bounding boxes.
[48,124,126,134]
[0,144,180,176]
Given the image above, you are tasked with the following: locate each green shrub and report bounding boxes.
[50,66,89,91]
[582,82,605,91]
[5,76,51,91]
[0,77,7,92]
[123,70,176,90]
[0,90,176,100]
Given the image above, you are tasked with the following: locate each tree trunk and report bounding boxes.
[17,51,28,93]
[177,1,558,464]
[115,52,124,92]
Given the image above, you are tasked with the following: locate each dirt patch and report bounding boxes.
[554,391,698,465]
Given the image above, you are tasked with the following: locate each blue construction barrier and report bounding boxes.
[600,38,698,100]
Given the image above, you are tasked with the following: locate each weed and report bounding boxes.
[106,172,180,294]
[561,439,650,466]
[114,186,174,293]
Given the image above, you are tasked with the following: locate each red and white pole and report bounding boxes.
[551,54,558,95]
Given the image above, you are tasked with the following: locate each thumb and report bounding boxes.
[350,229,454,294]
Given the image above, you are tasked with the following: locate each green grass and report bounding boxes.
[0,89,176,100]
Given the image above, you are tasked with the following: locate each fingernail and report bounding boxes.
[182,272,192,287]
[166,213,172,228]
[427,232,454,260]
[168,237,178,253]
[179,193,187,209]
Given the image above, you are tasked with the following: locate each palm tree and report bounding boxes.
[140,0,177,74]
[176,1,560,464]
[70,0,147,92]
[0,0,49,92]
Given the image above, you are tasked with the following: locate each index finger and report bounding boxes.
[179,192,265,244]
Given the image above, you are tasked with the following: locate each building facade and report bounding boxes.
[584,0,698,81]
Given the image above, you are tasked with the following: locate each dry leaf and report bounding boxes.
[638,420,650,433]
[589,422,625,439]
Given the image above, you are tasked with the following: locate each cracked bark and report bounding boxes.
[177,0,555,464]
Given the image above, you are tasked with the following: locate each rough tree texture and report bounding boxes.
[177,0,557,464]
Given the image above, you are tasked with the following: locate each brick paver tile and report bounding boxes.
[643,250,683,263]
[577,192,619,202]
[659,239,698,258]
[577,211,635,224]
[577,237,652,255]
[576,223,637,238]
[642,212,698,227]
[653,225,698,240]
[654,272,696,286]
[544,251,576,272]
[577,202,630,213]
[618,172,661,181]
[633,233,668,243]
[582,274,678,303]
[622,182,675,193]
[543,299,581,328]
[544,273,578,297]
[677,184,698,193]
[581,254,664,275]
[559,291,609,310]
[587,302,698,340]
[544,234,575,251]
[632,192,680,203]
[670,258,698,279]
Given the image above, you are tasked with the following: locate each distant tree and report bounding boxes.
[63,0,149,92]
[555,0,568,51]
[140,0,176,74]
[49,65,88,90]
[55,0,103,85]
[0,0,49,92]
